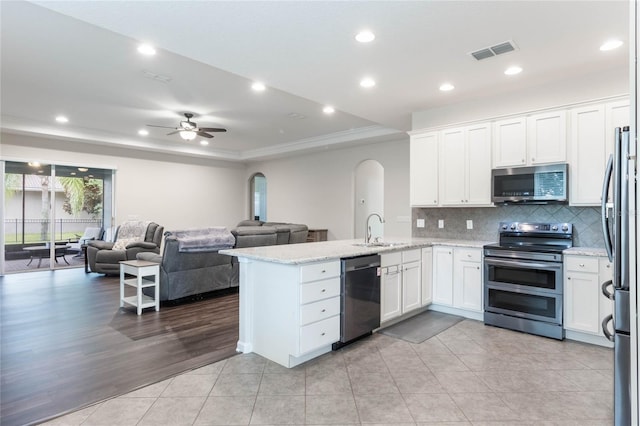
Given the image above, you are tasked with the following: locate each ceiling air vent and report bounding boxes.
[469,40,518,61]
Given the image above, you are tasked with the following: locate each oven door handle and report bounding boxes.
[484,257,560,270]
[602,314,615,342]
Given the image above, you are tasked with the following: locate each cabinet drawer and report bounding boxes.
[455,248,481,262]
[299,315,340,354]
[300,277,340,304]
[300,296,340,326]
[402,249,421,263]
[565,256,598,273]
[300,261,340,283]
[382,252,402,267]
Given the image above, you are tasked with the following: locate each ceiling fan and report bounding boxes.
[147,113,227,141]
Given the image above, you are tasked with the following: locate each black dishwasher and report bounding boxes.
[335,254,381,348]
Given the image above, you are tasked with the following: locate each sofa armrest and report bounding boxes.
[137,252,163,263]
[87,240,115,250]
[127,241,157,250]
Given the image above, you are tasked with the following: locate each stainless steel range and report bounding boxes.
[483,222,573,340]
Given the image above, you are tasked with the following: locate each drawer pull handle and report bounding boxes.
[321,309,326,312]
[579,263,585,267]
[321,270,326,273]
[321,289,326,293]
[321,332,325,336]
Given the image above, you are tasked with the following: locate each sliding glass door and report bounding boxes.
[2,161,113,274]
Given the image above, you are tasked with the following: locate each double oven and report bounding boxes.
[483,222,573,340]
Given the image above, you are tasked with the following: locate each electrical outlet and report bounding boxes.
[467,220,473,230]
[438,219,444,229]
[417,219,425,228]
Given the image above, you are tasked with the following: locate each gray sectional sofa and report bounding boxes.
[138,221,308,302]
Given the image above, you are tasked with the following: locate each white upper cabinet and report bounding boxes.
[493,117,527,167]
[410,132,439,206]
[493,111,567,168]
[440,123,492,206]
[527,111,567,165]
[570,100,629,206]
[570,105,606,205]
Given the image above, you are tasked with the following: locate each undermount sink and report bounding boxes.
[352,242,403,248]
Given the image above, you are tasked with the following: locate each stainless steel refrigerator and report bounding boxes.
[602,126,634,426]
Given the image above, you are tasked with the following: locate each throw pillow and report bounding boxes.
[112,237,140,251]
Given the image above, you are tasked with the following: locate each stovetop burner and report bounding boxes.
[484,221,574,258]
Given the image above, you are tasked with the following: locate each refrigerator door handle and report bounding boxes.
[601,154,614,262]
[601,280,614,300]
[602,314,615,342]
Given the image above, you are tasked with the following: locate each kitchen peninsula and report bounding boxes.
[221,238,489,368]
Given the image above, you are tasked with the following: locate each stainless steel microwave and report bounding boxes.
[491,163,568,204]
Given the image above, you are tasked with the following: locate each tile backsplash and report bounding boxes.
[412,204,604,248]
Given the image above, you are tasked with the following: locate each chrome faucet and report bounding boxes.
[365,213,385,244]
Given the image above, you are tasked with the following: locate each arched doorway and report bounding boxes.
[249,173,267,221]
[354,160,384,240]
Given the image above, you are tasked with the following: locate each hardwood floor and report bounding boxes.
[0,269,239,426]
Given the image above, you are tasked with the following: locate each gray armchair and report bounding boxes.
[87,222,164,275]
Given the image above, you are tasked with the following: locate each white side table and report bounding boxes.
[119,260,160,315]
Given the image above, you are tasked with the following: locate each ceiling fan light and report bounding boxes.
[179,130,197,141]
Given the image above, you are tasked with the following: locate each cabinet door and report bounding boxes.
[432,247,453,306]
[466,124,492,205]
[453,248,483,312]
[402,261,422,313]
[527,111,567,165]
[564,270,600,334]
[605,100,630,161]
[493,118,527,168]
[570,105,606,205]
[440,128,466,206]
[381,265,402,322]
[410,132,439,206]
[421,247,433,306]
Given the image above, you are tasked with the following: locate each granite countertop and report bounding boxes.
[563,247,608,257]
[220,238,496,265]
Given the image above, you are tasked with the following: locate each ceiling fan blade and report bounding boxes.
[147,124,176,129]
[166,130,181,136]
[196,131,214,138]
[199,127,227,132]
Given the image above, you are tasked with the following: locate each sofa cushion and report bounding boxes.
[236,220,264,227]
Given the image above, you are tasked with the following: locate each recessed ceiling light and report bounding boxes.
[251,81,266,91]
[138,129,149,136]
[55,115,68,123]
[504,66,523,76]
[360,77,376,88]
[78,167,89,172]
[137,43,156,56]
[200,140,209,146]
[70,172,76,176]
[439,83,455,92]
[28,162,40,167]
[355,30,375,43]
[600,39,623,51]
[323,106,335,114]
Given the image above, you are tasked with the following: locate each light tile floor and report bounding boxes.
[41,319,614,425]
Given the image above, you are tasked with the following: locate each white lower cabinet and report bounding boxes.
[452,248,483,312]
[564,254,613,345]
[421,247,433,306]
[431,246,483,319]
[432,246,454,306]
[381,249,422,323]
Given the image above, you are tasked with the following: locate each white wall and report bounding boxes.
[412,66,629,130]
[246,138,411,240]
[1,133,247,232]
